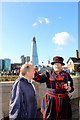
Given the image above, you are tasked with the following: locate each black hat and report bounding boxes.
[51,56,65,65]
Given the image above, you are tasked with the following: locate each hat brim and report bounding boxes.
[51,62,65,65]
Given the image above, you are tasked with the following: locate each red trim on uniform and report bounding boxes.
[47,90,68,96]
[56,97,61,119]
[59,69,62,73]
[53,60,63,64]
[55,74,64,80]
[46,90,68,119]
[43,94,48,119]
[41,93,47,117]
[34,77,39,81]
[60,98,63,119]
[41,107,44,114]
[40,109,43,114]
[33,73,40,81]
[49,70,53,92]
[34,73,39,78]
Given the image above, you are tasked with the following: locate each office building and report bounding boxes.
[20,55,25,64]
[20,55,30,64]
[3,58,11,71]
[0,58,11,71]
[0,59,3,71]
[25,56,30,63]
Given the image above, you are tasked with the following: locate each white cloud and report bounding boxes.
[32,22,37,27]
[33,17,50,27]
[38,17,43,24]
[39,19,43,24]
[52,32,74,45]
[43,17,50,23]
[39,20,43,24]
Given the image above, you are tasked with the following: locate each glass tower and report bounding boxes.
[4,59,11,71]
[30,37,38,66]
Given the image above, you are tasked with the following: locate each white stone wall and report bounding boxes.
[32,81,47,109]
[0,81,14,119]
[70,77,80,99]
[0,77,80,119]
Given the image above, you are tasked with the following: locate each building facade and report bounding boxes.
[67,57,80,73]
[3,59,11,71]
[20,55,25,64]
[0,59,3,71]
[25,56,30,63]
[20,55,30,64]
[67,50,80,73]
[0,58,11,72]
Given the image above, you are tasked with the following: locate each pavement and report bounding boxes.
[3,98,80,120]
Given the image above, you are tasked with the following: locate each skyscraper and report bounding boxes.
[30,37,38,66]
[25,56,30,64]
[20,55,25,64]
[3,58,11,71]
[20,55,30,64]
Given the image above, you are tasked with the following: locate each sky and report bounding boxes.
[0,2,78,66]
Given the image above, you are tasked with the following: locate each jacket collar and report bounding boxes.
[20,75,31,83]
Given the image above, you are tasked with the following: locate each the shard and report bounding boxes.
[30,37,38,66]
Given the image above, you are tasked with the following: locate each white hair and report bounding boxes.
[20,63,33,76]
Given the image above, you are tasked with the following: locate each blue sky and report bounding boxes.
[1,2,78,66]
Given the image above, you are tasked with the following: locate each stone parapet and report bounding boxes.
[0,81,14,119]
[70,76,80,99]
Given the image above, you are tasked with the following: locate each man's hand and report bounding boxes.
[66,86,71,92]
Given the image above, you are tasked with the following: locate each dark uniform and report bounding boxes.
[33,56,74,120]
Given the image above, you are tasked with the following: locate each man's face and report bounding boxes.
[29,65,35,79]
[53,63,62,71]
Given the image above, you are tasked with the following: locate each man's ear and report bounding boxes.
[25,72,28,76]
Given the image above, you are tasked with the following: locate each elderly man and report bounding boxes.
[33,56,74,120]
[9,63,37,120]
